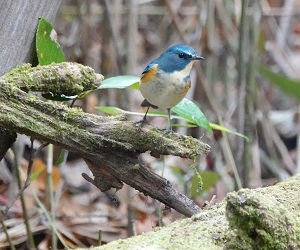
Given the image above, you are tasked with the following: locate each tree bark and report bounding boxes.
[0,0,62,76]
[0,63,210,217]
[94,174,300,250]
[0,0,63,159]
[0,128,17,160]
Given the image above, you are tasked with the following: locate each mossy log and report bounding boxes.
[88,174,300,250]
[0,62,210,217]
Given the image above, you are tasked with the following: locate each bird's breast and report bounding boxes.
[140,64,193,109]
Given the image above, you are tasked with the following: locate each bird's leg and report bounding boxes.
[143,106,151,122]
[157,108,172,136]
[136,106,151,130]
[167,108,172,132]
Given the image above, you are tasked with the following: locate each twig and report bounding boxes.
[103,0,123,73]
[218,116,243,190]
[242,1,261,187]
[31,186,69,249]
[98,230,102,246]
[202,194,216,210]
[0,219,16,250]
[15,138,36,249]
[46,144,57,250]
[164,0,188,43]
[259,148,290,179]
[256,88,294,176]
[3,141,48,216]
[127,187,136,237]
[157,156,166,227]
[236,0,247,186]
[126,0,138,74]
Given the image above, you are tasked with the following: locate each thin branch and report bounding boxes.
[164,0,188,43]
[3,141,48,216]
[14,139,36,249]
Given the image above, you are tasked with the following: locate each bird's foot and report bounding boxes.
[135,117,149,131]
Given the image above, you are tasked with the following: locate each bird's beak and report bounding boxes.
[192,55,205,60]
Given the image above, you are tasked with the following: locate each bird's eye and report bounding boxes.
[178,53,184,58]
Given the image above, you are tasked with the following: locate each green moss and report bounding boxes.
[5,63,32,78]
[27,94,40,105]
[80,204,228,250]
[225,178,300,249]
[65,107,84,120]
[2,62,100,95]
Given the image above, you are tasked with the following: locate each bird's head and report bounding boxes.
[156,44,204,73]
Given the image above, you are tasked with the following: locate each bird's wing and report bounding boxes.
[141,62,158,83]
[140,61,159,109]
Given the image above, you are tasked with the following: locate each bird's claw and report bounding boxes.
[135,118,149,131]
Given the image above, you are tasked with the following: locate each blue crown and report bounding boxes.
[153,44,202,73]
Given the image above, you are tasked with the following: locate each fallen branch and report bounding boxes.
[0,62,210,217]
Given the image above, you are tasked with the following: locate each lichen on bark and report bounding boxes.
[2,62,103,94]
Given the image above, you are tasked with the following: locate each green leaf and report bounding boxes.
[96,106,182,118]
[209,123,249,141]
[190,170,220,198]
[30,165,45,182]
[99,75,140,89]
[129,81,140,90]
[55,149,66,165]
[172,98,212,133]
[258,32,266,53]
[36,17,65,65]
[172,123,197,128]
[96,105,248,140]
[259,65,300,100]
[77,90,94,99]
[96,106,124,115]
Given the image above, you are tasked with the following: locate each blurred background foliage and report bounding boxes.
[55,0,300,188]
[2,0,300,248]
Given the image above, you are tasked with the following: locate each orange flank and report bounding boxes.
[141,64,158,83]
[183,81,191,96]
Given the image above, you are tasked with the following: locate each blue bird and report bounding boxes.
[139,44,204,131]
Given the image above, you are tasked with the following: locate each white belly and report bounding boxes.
[140,70,191,109]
